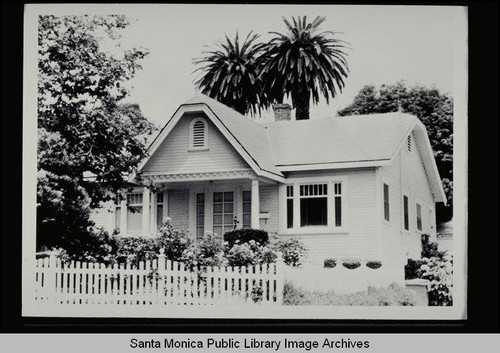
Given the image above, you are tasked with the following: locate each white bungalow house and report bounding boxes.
[90,94,446,277]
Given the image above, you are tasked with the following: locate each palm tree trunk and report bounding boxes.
[292,89,310,120]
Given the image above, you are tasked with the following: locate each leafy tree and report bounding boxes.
[37,15,153,251]
[258,16,349,120]
[338,82,453,222]
[193,32,266,116]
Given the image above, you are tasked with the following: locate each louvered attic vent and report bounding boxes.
[190,119,207,149]
[407,135,412,152]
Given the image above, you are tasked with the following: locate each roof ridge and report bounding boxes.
[326,117,374,161]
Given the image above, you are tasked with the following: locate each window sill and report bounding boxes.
[280,227,348,235]
[188,147,209,152]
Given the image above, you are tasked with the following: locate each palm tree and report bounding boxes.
[193,32,267,116]
[258,16,349,120]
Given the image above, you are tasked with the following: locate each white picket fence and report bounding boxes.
[34,250,284,306]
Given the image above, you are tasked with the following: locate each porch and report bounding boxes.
[118,170,277,239]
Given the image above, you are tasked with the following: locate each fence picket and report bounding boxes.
[34,250,285,307]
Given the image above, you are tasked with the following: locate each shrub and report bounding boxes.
[194,231,226,267]
[405,258,423,280]
[116,236,158,265]
[269,235,308,267]
[366,261,382,269]
[418,254,453,306]
[251,286,264,303]
[156,220,193,261]
[324,258,337,268]
[225,242,259,267]
[223,229,269,248]
[283,281,416,306]
[342,259,361,270]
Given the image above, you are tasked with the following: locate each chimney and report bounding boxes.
[272,103,292,121]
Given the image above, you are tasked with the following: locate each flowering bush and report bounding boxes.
[418,254,453,306]
[268,234,308,267]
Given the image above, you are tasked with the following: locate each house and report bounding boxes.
[90,94,446,280]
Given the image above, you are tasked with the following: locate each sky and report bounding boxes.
[33,4,467,125]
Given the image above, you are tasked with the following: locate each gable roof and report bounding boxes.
[137,94,446,203]
[264,112,416,168]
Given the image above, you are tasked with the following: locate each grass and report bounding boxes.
[283,281,416,306]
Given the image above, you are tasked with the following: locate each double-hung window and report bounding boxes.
[403,195,409,231]
[416,203,422,231]
[127,193,143,233]
[383,183,390,222]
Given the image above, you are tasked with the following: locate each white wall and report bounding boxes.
[142,113,249,175]
[380,131,437,262]
[280,168,380,265]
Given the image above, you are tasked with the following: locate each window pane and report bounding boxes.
[223,192,233,202]
[224,214,233,225]
[242,202,251,213]
[300,197,327,226]
[335,196,342,227]
[384,184,390,221]
[196,215,204,224]
[243,214,251,226]
[287,199,293,228]
[242,191,251,201]
[213,203,222,214]
[213,192,223,202]
[403,196,409,230]
[196,193,205,203]
[196,227,204,239]
[224,202,233,213]
[213,215,222,225]
[156,205,163,230]
[127,207,142,233]
[213,227,223,236]
[157,192,164,203]
[196,204,204,214]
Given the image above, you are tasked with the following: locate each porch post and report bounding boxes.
[251,179,260,229]
[119,192,127,236]
[141,187,150,237]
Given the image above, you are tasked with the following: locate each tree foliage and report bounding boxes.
[193,32,267,116]
[258,16,349,120]
[37,15,153,250]
[338,82,453,222]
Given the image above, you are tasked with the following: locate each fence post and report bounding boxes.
[275,252,285,305]
[157,248,166,304]
[47,251,57,303]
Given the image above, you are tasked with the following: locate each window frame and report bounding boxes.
[280,177,347,235]
[188,117,209,151]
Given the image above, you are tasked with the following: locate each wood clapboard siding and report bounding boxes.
[381,131,437,261]
[89,201,115,233]
[168,189,189,231]
[282,168,379,265]
[259,185,279,233]
[142,113,249,175]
